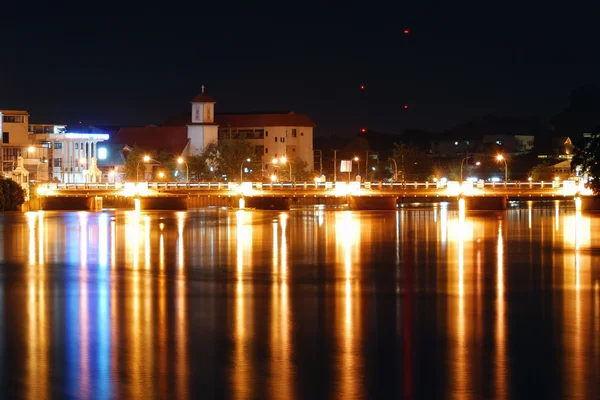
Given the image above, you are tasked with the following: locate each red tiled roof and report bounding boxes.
[216,112,315,127]
[110,126,189,154]
[189,93,216,103]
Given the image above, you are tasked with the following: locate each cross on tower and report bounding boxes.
[201,85,205,93]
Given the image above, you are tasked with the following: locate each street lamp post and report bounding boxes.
[388,158,398,181]
[280,156,292,181]
[496,154,508,184]
[353,156,360,180]
[460,156,469,182]
[137,155,150,183]
[177,157,189,183]
[240,158,251,183]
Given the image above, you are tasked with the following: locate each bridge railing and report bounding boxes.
[38,180,573,193]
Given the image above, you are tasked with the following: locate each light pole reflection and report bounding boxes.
[270,213,292,399]
[495,219,506,399]
[335,211,361,399]
[233,210,253,400]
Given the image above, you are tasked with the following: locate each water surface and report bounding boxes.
[0,202,599,399]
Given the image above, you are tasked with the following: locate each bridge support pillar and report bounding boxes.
[139,196,188,210]
[463,196,507,211]
[348,195,397,210]
[245,196,291,210]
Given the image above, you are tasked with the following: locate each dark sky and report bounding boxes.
[1,3,599,136]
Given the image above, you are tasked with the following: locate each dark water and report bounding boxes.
[0,202,599,399]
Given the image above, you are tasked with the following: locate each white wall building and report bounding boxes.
[176,89,316,176]
[1,109,109,182]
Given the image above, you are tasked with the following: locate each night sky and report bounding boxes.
[2,3,599,136]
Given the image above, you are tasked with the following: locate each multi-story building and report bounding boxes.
[1,110,109,182]
[160,90,316,177]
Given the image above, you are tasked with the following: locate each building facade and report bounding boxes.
[1,110,109,182]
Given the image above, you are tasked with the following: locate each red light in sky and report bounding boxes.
[404,29,409,34]
[360,84,365,90]
[404,104,408,109]
[361,127,367,133]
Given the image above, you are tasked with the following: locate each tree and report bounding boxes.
[0,178,26,211]
[124,146,151,181]
[123,146,178,181]
[277,157,310,182]
[391,142,432,181]
[529,162,557,181]
[572,132,600,194]
[204,139,261,182]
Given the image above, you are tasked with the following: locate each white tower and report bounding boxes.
[186,85,219,155]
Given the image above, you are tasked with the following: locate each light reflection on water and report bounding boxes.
[0,203,598,398]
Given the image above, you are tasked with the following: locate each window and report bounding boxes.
[265,148,269,153]
[265,131,268,137]
[281,137,285,143]
[2,115,24,123]
[75,143,79,150]
[2,132,9,144]
[54,142,62,149]
[292,129,297,138]
[53,158,62,168]
[274,137,278,142]
[300,132,304,136]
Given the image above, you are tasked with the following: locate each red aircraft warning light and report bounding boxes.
[360,84,365,90]
[361,127,367,133]
[404,29,409,34]
[404,104,409,109]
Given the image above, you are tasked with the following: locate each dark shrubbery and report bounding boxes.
[0,178,26,211]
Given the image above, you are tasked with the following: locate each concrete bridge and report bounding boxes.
[28,180,598,211]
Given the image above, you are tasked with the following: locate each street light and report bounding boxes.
[388,158,398,181]
[496,154,508,183]
[353,156,360,180]
[240,158,251,183]
[280,156,292,181]
[460,157,482,182]
[137,155,150,182]
[177,157,189,183]
[273,156,292,181]
[158,171,165,180]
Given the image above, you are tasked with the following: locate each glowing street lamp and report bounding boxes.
[28,146,35,154]
[177,157,189,183]
[280,156,292,181]
[137,155,151,183]
[240,158,251,183]
[273,156,292,181]
[353,156,360,179]
[158,171,165,180]
[388,158,398,181]
[496,154,508,183]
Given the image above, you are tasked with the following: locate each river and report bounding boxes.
[0,201,598,399]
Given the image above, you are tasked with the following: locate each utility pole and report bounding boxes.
[365,150,369,181]
[333,149,338,182]
[314,149,323,176]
